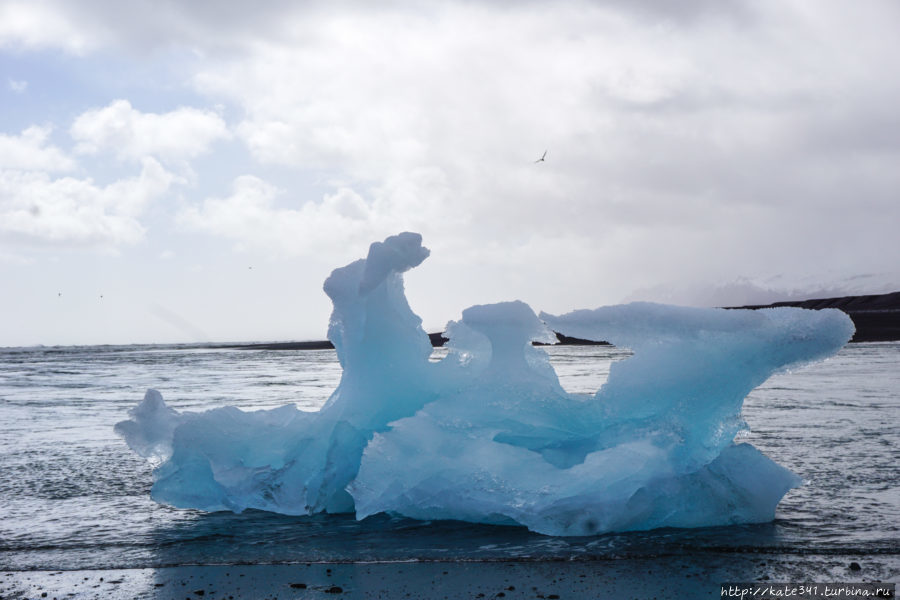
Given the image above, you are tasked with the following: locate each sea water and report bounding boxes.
[0,341,897,570]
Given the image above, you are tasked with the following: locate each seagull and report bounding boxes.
[534,150,547,163]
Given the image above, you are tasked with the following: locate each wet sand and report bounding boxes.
[3,553,897,600]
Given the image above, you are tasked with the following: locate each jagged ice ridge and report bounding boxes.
[115,232,855,536]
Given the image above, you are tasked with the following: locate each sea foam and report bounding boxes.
[116,232,854,535]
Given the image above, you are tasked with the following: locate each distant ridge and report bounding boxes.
[729,290,900,342]
[219,331,607,351]
[217,332,449,351]
[221,291,900,350]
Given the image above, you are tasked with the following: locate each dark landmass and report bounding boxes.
[219,291,900,351]
[218,332,452,351]
[217,331,606,351]
[215,340,336,351]
[534,332,610,346]
[425,331,608,347]
[730,290,900,343]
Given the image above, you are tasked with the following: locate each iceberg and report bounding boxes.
[116,232,855,535]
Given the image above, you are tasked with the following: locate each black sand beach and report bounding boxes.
[3,553,897,599]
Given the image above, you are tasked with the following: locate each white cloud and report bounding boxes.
[0,248,32,264]
[0,158,175,247]
[183,6,763,228]
[71,99,230,165]
[177,175,390,256]
[0,1,97,54]
[0,126,76,172]
[8,78,27,93]
[4,0,900,319]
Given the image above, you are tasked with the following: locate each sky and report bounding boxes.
[1,0,899,346]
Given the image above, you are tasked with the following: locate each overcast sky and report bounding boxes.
[2,0,899,346]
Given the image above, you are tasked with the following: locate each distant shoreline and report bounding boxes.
[730,289,900,343]
[217,290,900,350]
[215,331,612,351]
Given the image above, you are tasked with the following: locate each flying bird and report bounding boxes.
[534,150,547,163]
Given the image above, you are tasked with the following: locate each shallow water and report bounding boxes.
[0,342,897,571]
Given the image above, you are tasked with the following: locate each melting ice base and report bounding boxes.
[116,233,855,536]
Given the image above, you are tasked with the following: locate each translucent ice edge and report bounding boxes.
[115,232,855,536]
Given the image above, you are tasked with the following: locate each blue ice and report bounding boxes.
[116,233,855,535]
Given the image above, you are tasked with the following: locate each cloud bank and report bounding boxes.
[1,0,898,344]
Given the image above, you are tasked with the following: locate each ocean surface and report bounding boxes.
[0,342,898,572]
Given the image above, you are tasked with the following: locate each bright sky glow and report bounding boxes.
[2,1,899,346]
